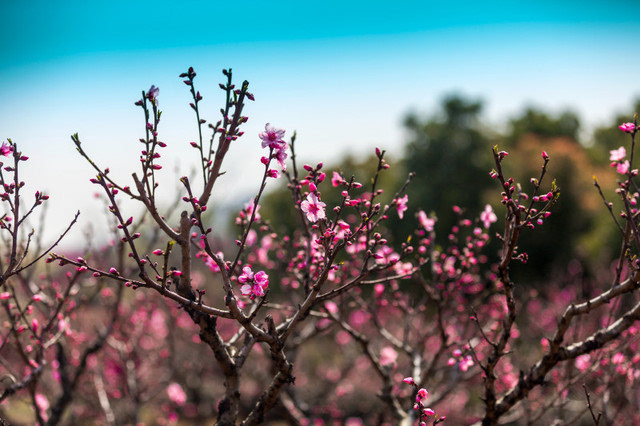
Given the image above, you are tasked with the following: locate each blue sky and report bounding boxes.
[1,0,639,245]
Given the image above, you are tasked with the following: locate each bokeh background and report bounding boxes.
[1,0,639,262]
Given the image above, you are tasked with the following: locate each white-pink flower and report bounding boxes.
[301,193,326,222]
[480,204,497,228]
[379,346,398,366]
[395,194,408,219]
[147,85,159,102]
[166,382,187,406]
[610,146,626,162]
[259,123,286,149]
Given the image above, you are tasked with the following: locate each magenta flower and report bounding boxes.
[0,142,13,157]
[239,266,269,298]
[403,377,416,385]
[610,146,626,162]
[259,123,286,149]
[266,169,280,178]
[301,193,326,222]
[331,171,345,187]
[480,204,497,228]
[395,194,408,219]
[619,122,636,133]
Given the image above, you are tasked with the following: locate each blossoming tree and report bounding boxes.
[0,68,639,425]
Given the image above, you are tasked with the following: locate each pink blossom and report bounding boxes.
[575,354,591,372]
[0,292,10,300]
[0,142,12,157]
[166,382,187,406]
[332,171,345,187]
[616,160,630,174]
[273,146,288,170]
[238,266,255,283]
[395,194,408,219]
[379,346,398,366]
[416,388,429,403]
[610,146,626,162]
[35,393,49,421]
[480,204,497,228]
[417,210,435,231]
[403,377,415,385]
[201,251,224,272]
[239,266,269,298]
[619,122,636,133]
[259,123,286,149]
[300,193,326,222]
[375,245,400,265]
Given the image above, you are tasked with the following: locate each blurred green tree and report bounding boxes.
[401,94,494,244]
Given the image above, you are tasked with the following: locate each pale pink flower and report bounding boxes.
[274,146,288,170]
[259,123,286,149]
[0,292,10,300]
[147,85,159,102]
[575,354,591,372]
[379,346,398,366]
[35,393,49,421]
[417,210,435,231]
[610,146,626,162]
[166,382,187,406]
[395,194,408,219]
[0,142,12,157]
[301,193,326,222]
[480,204,497,228]
[619,122,636,133]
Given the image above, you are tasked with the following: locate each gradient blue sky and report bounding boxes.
[1,0,639,245]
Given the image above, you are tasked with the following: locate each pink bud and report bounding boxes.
[403,377,415,385]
